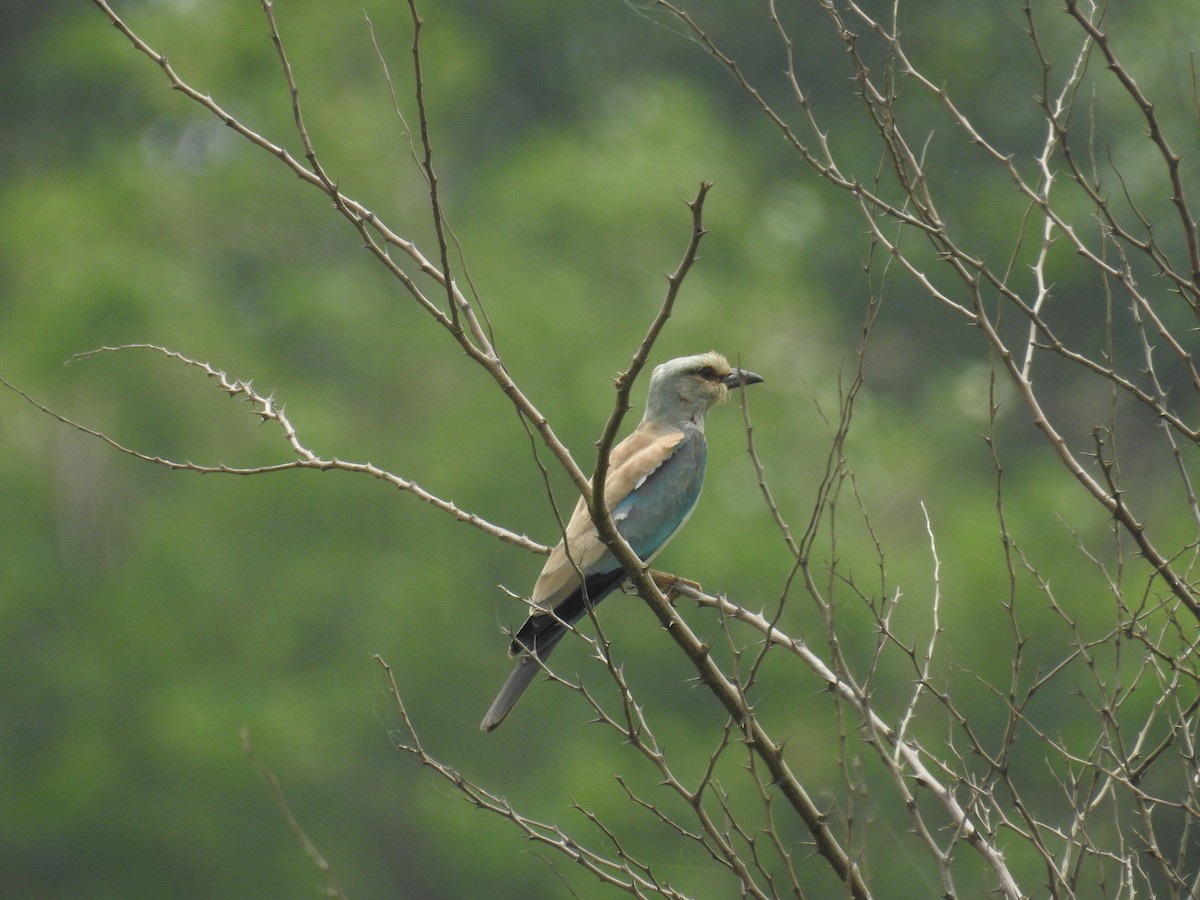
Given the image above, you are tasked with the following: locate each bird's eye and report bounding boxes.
[697,366,716,380]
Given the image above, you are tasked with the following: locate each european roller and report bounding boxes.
[481,351,763,731]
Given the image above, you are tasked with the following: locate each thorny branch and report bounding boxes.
[658,0,1200,626]
[3,345,547,555]
[90,0,591,504]
[650,0,1200,896]
[375,656,693,898]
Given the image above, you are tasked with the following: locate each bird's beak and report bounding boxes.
[722,368,764,389]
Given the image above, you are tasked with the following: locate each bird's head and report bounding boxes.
[644,351,764,426]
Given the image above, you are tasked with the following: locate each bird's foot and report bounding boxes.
[650,569,702,603]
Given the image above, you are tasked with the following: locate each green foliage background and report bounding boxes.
[1,1,1195,897]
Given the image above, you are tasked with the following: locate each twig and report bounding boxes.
[242,728,349,900]
[2,346,546,555]
[374,656,691,898]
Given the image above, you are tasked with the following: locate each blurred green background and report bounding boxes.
[2,1,1197,897]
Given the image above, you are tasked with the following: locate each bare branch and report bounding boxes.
[242,729,349,900]
[4,345,547,555]
[88,0,589,499]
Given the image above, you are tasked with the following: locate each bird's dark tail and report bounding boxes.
[480,569,626,732]
[479,627,568,732]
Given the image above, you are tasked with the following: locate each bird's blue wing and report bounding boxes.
[612,423,707,562]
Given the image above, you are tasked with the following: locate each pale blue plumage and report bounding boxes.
[611,422,706,560]
[481,352,762,731]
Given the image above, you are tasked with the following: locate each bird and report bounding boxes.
[481,351,763,731]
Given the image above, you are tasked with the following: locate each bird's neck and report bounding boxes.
[643,412,707,434]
